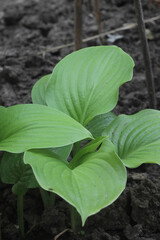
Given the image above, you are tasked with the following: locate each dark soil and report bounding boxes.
[0,0,160,239]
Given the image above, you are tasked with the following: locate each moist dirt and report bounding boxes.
[0,0,160,239]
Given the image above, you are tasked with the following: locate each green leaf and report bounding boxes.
[103,109,160,168]
[70,136,107,169]
[0,152,38,195]
[31,74,51,105]
[24,139,127,225]
[49,144,73,161]
[86,112,116,138]
[31,75,82,160]
[0,104,92,153]
[45,46,134,125]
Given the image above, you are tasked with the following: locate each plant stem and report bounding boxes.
[70,142,82,233]
[70,205,82,233]
[134,0,156,109]
[0,213,2,240]
[74,0,83,50]
[39,187,55,209]
[17,194,24,238]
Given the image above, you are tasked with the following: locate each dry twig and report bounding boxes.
[54,228,72,240]
[9,15,160,61]
[42,15,160,54]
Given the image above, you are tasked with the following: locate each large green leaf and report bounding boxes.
[45,46,134,125]
[0,104,92,153]
[0,152,38,195]
[24,139,127,225]
[86,112,116,138]
[31,74,51,105]
[103,109,160,168]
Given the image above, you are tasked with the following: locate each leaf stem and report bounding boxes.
[17,194,24,238]
[39,187,55,209]
[0,213,2,240]
[70,205,82,233]
[70,142,82,233]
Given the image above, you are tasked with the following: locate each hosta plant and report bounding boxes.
[0,152,55,237]
[0,153,38,237]
[0,46,160,235]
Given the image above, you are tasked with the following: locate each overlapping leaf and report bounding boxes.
[24,139,127,224]
[86,112,116,138]
[0,152,38,195]
[31,75,73,160]
[44,46,134,125]
[31,74,51,105]
[49,145,73,161]
[103,109,160,168]
[0,104,92,153]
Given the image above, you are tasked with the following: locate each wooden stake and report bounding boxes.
[134,0,156,109]
[91,0,104,44]
[74,0,83,50]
